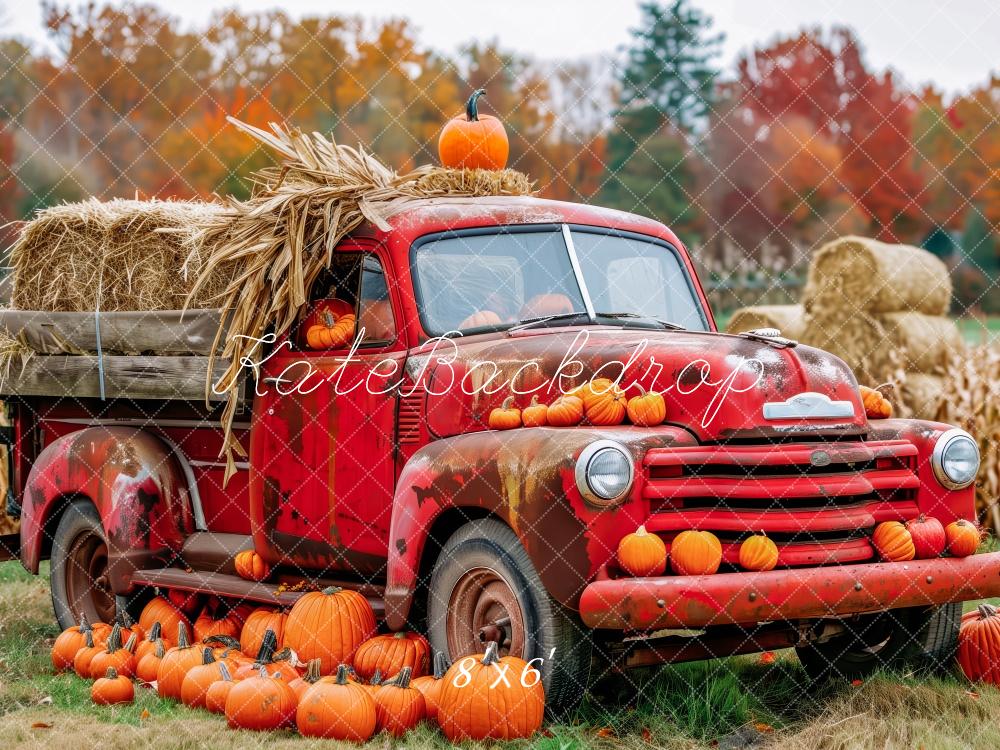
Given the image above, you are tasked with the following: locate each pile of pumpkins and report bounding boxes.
[488,378,667,430]
[51,586,544,742]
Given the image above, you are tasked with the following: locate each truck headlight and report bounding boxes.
[575,440,634,507]
[931,429,980,490]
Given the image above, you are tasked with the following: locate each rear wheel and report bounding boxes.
[796,604,961,681]
[426,518,593,714]
[49,500,117,630]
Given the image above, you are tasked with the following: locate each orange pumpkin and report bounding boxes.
[945,519,981,557]
[670,530,723,576]
[193,599,242,643]
[906,514,946,559]
[458,310,502,330]
[234,628,301,682]
[136,638,166,683]
[134,621,163,663]
[571,378,627,425]
[872,521,915,561]
[957,603,1000,684]
[52,612,95,672]
[181,647,230,709]
[92,667,134,706]
[859,385,893,419]
[438,89,509,170]
[205,662,236,714]
[296,663,377,741]
[72,629,103,679]
[411,651,449,721]
[616,525,667,577]
[373,666,426,737]
[89,625,138,680]
[546,394,584,427]
[139,596,189,646]
[738,533,779,572]
[157,622,204,700]
[233,549,270,582]
[239,608,287,658]
[289,658,325,701]
[306,309,356,349]
[301,298,354,335]
[626,385,666,427]
[283,586,377,675]
[437,642,544,741]
[519,293,575,319]
[225,664,298,731]
[353,632,431,681]
[488,396,522,430]
[521,395,548,427]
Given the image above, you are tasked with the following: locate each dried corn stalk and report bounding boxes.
[186,118,533,479]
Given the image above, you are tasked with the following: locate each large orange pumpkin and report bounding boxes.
[353,632,431,681]
[616,525,667,577]
[957,603,1000,684]
[945,519,981,557]
[52,612,95,672]
[225,665,298,731]
[670,530,722,576]
[571,378,627,425]
[411,651,450,721]
[157,622,204,700]
[738,533,779,572]
[240,608,287,658]
[139,596,189,646]
[296,663,377,742]
[872,521,915,561]
[283,587,376,675]
[438,89,509,170]
[437,642,545,741]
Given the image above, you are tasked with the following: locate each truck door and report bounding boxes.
[250,243,403,578]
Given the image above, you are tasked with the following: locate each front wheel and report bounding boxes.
[49,500,117,630]
[796,604,961,681]
[426,518,593,713]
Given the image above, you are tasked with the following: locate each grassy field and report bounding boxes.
[1,562,999,749]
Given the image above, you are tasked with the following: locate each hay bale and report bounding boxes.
[9,199,237,312]
[803,236,951,316]
[800,310,886,382]
[874,312,963,373]
[726,305,805,339]
[898,373,945,419]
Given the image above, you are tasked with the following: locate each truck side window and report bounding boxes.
[357,254,396,344]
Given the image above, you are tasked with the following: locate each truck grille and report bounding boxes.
[642,440,919,568]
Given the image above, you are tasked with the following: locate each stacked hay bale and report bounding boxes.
[727,236,961,419]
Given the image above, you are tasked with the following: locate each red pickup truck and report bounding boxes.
[5,196,996,708]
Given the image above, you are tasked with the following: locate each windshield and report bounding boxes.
[411,227,708,335]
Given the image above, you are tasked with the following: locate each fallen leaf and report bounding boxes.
[641,727,653,741]
[759,651,776,665]
[851,679,864,687]
[140,709,151,720]
[754,722,774,733]
[965,690,980,700]
[30,722,52,729]
[595,727,615,738]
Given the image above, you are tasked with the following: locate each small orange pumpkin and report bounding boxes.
[205,661,236,714]
[157,622,204,700]
[234,549,270,582]
[73,629,103,679]
[89,624,138,680]
[289,658,325,701]
[872,521,915,561]
[239,608,287,658]
[134,621,163,663]
[52,612,95,672]
[307,309,356,349]
[234,628,301,682]
[616,525,667,577]
[136,638,166,683]
[92,667,134,706]
[193,598,242,643]
[181,647,230,709]
[738,533,779,572]
[458,310,502,330]
[670,530,723,576]
[626,385,666,427]
[438,89,509,170]
[410,651,449,721]
[945,519,981,557]
[373,666,427,737]
[488,396,522,430]
[139,595,189,646]
[859,385,892,419]
[571,378,627,426]
[521,395,548,427]
[546,394,584,426]
[353,631,431,681]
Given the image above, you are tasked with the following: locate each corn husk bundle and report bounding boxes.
[935,345,1000,532]
[725,304,805,340]
[8,199,235,312]
[185,117,533,479]
[802,235,952,316]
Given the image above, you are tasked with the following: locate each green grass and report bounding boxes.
[2,560,1000,749]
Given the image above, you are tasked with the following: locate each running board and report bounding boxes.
[130,567,385,619]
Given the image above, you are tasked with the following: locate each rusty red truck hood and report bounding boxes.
[415,327,867,441]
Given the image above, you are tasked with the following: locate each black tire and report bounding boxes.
[426,518,593,714]
[49,500,118,631]
[796,604,961,681]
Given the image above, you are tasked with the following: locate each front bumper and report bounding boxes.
[579,552,1000,630]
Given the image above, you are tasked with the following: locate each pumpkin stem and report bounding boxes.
[153,639,165,659]
[272,647,293,663]
[255,628,278,664]
[218,662,233,682]
[432,651,450,680]
[204,634,241,650]
[201,647,216,665]
[83,630,95,649]
[502,395,516,410]
[177,622,189,649]
[635,525,648,536]
[124,632,138,654]
[370,668,383,687]
[322,309,335,327]
[978,603,998,619]
[148,621,161,642]
[104,667,118,680]
[321,586,343,596]
[256,664,269,679]
[482,641,500,666]
[466,89,486,121]
[78,611,91,633]
[305,658,322,684]
[335,664,350,685]
[529,395,540,407]
[106,623,122,653]
[388,665,413,689]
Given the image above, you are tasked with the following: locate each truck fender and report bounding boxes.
[383,425,695,630]
[20,426,196,593]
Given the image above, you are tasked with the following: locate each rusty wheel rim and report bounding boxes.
[446,567,525,659]
[65,530,115,625]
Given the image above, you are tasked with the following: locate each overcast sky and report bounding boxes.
[6,0,998,95]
